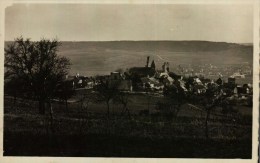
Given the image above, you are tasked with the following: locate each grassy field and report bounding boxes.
[3,94,252,158]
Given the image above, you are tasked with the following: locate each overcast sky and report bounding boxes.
[5,4,253,43]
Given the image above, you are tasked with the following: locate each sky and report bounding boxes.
[5,3,253,43]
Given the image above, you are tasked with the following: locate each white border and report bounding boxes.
[8,0,258,4]
[0,0,259,163]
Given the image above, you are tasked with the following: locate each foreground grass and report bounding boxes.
[4,97,252,158]
[4,132,251,158]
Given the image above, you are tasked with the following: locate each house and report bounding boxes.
[85,78,95,89]
[129,56,156,78]
[223,82,236,94]
[193,77,203,85]
[201,78,211,85]
[243,84,252,94]
[234,85,244,95]
[110,72,124,80]
[65,74,89,89]
[216,77,223,86]
[184,77,206,94]
[162,76,174,86]
[228,77,236,85]
[140,77,161,90]
[108,71,132,92]
[117,80,133,92]
[155,70,168,79]
[177,79,188,92]
[153,83,164,91]
[129,67,156,78]
[95,75,110,83]
[231,72,245,78]
[169,72,182,81]
[64,76,75,89]
[193,84,206,94]
[233,84,252,95]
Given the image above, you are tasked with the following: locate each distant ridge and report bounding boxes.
[60,40,252,45]
[5,40,252,56]
[4,40,253,76]
[5,40,252,46]
[58,40,252,53]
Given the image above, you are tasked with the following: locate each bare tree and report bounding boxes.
[94,81,118,119]
[199,83,223,138]
[115,92,131,119]
[4,76,25,110]
[56,80,75,111]
[162,83,187,119]
[5,37,71,114]
[78,90,93,113]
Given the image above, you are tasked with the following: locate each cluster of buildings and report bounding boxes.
[65,56,252,103]
[175,63,252,83]
[65,71,133,91]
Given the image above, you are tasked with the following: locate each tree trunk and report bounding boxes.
[65,99,68,111]
[39,99,45,114]
[126,107,131,119]
[12,94,17,110]
[48,101,54,133]
[80,98,83,110]
[205,108,211,139]
[106,101,110,119]
[121,106,126,116]
[175,104,182,118]
[147,96,151,112]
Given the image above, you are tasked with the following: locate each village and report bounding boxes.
[65,56,253,107]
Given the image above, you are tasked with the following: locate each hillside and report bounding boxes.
[60,41,252,52]
[5,41,253,76]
